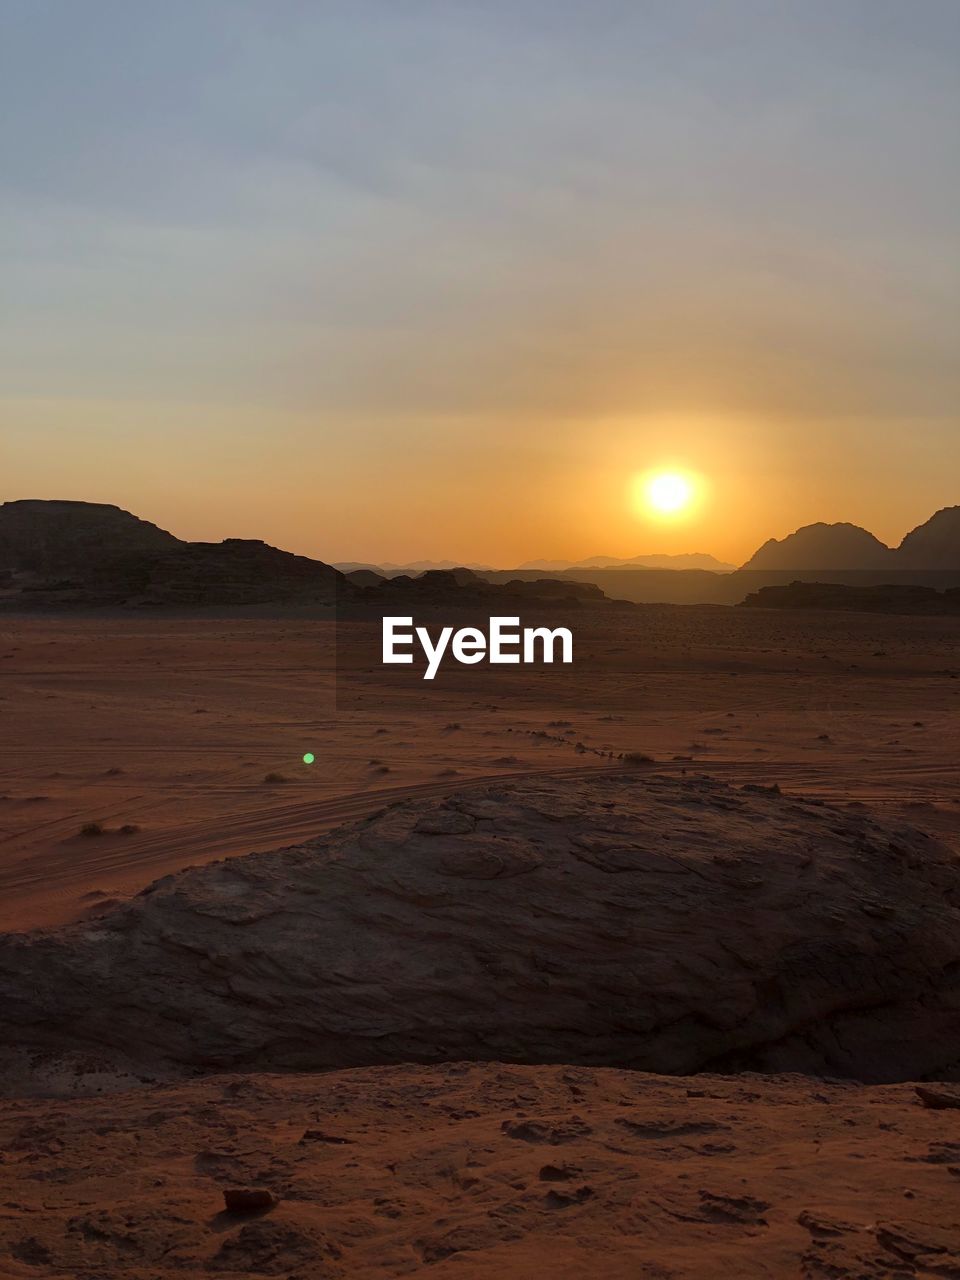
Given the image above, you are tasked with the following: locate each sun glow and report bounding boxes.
[633,469,700,520]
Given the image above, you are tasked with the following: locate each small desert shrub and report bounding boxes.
[623,752,654,766]
[80,821,105,838]
[444,722,462,731]
[119,823,141,835]
[263,772,288,785]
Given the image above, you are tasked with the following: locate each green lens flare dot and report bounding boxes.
[302,752,315,765]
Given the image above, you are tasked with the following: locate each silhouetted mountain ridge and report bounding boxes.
[3,499,960,609]
[898,507,960,569]
[333,559,493,574]
[0,501,629,611]
[739,580,960,615]
[741,508,960,570]
[519,553,736,572]
[742,522,893,570]
[0,499,180,579]
[0,501,345,606]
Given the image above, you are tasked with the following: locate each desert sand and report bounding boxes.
[1,604,959,1277]
[0,605,957,932]
[4,1062,960,1279]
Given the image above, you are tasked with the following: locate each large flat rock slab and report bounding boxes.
[1,773,959,1085]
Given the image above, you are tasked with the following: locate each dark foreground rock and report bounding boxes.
[222,1186,278,1215]
[1,772,960,1086]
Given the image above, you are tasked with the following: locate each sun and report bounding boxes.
[648,472,692,513]
[634,469,699,519]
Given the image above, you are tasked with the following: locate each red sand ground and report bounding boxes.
[2,1062,960,1278]
[0,608,956,931]
[1,607,958,1278]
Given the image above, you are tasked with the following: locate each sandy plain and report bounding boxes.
[1,603,959,1279]
[0,605,957,933]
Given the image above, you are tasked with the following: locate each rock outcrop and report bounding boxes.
[0,499,180,580]
[133,538,344,606]
[897,505,960,569]
[742,508,960,572]
[0,500,347,608]
[2,772,959,1087]
[353,567,618,609]
[741,523,894,571]
[3,1062,959,1278]
[738,580,960,615]
[0,501,622,611]
[519,553,737,571]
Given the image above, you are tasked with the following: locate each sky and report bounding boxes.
[2,0,958,566]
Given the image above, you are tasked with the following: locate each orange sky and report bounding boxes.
[2,3,958,567]
[5,401,956,567]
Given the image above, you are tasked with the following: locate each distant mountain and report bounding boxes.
[897,506,960,569]
[0,500,344,607]
[333,559,493,575]
[385,559,494,573]
[743,510,960,571]
[741,523,894,571]
[0,499,180,578]
[514,559,571,571]
[135,539,344,606]
[518,553,736,572]
[357,567,617,608]
[0,501,624,612]
[340,553,736,574]
[739,581,960,616]
[7,499,959,610]
[581,553,736,571]
[343,568,387,588]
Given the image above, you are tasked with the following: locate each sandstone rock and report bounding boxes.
[742,522,894,571]
[1,773,959,1085]
[0,499,179,578]
[222,1187,278,1214]
[915,1086,960,1110]
[4,1062,960,1279]
[898,505,960,569]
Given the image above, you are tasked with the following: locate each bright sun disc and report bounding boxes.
[645,471,694,515]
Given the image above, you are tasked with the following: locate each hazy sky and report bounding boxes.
[2,0,958,565]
